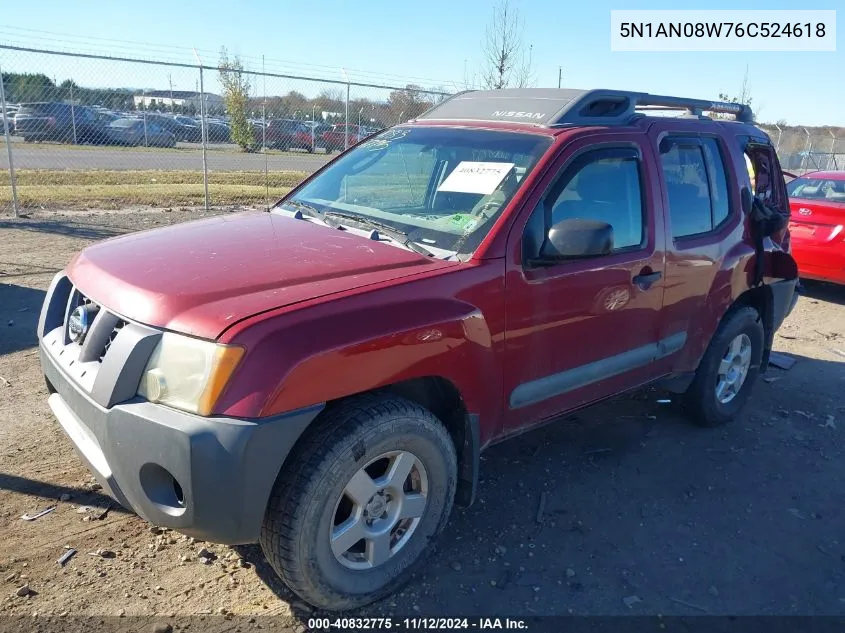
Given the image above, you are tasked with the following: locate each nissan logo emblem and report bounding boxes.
[68,304,96,344]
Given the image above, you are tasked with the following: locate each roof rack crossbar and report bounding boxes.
[550,90,753,125]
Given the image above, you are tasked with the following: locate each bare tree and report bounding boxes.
[481,1,534,90]
[713,66,755,120]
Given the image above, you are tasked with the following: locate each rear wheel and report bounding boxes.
[683,306,764,427]
[260,395,457,611]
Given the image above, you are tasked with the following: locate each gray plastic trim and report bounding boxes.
[38,272,72,339]
[92,322,161,408]
[78,309,121,363]
[510,332,687,409]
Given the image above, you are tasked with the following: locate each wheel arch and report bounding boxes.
[377,376,480,508]
[276,376,481,509]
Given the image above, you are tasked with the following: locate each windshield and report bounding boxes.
[111,119,140,128]
[787,176,845,203]
[282,126,551,255]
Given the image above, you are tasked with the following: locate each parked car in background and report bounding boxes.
[203,119,231,143]
[139,113,200,143]
[14,102,104,144]
[87,109,120,144]
[39,88,797,611]
[321,123,368,153]
[787,170,845,284]
[265,118,310,150]
[100,117,176,147]
[3,103,19,132]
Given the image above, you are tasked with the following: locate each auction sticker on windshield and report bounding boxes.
[437,161,515,195]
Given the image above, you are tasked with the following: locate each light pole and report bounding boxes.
[558,66,562,89]
[311,104,317,151]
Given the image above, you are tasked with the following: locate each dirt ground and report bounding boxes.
[1,208,845,627]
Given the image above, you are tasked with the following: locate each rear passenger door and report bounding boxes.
[649,124,742,370]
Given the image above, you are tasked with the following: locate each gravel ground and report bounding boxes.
[1,208,844,627]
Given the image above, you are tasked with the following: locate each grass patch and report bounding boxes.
[0,169,308,209]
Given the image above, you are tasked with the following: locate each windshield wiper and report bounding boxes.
[281,200,341,229]
[324,211,435,257]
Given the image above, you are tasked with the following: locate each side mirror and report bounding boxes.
[740,186,753,215]
[538,218,614,261]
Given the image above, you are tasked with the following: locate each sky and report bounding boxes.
[0,0,842,126]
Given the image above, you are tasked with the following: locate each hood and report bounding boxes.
[68,211,452,339]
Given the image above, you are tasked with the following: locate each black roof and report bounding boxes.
[417,88,753,127]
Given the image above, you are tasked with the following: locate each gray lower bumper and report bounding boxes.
[41,343,323,544]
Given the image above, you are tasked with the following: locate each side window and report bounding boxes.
[548,154,644,250]
[702,139,730,226]
[660,139,713,238]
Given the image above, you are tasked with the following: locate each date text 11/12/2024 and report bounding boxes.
[307,617,529,630]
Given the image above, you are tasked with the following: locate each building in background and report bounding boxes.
[132,90,223,112]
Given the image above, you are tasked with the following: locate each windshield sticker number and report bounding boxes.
[437,161,515,195]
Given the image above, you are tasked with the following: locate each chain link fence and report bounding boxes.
[760,124,845,173]
[2,45,843,217]
[0,45,451,216]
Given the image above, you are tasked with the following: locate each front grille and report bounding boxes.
[62,287,125,364]
[100,319,127,362]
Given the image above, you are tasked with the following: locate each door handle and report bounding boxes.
[633,270,662,291]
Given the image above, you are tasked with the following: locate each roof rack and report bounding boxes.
[416,88,754,127]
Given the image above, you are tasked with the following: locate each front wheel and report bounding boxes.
[260,395,457,611]
[683,306,764,427]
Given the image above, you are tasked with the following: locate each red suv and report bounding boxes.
[265,118,314,151]
[322,123,367,152]
[38,89,797,611]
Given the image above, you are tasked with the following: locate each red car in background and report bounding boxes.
[786,171,845,284]
[321,123,367,153]
[265,119,315,151]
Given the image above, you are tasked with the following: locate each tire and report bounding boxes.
[260,394,457,611]
[683,306,764,427]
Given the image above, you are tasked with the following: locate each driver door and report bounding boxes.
[503,136,669,431]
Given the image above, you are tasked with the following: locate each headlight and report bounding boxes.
[137,332,245,416]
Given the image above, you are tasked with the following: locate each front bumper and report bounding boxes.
[41,342,322,544]
[38,274,323,544]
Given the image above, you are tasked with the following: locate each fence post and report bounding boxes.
[197,65,210,211]
[0,65,20,217]
[800,128,811,172]
[344,82,350,150]
[69,82,77,145]
[828,130,836,171]
[262,55,269,211]
[141,88,148,147]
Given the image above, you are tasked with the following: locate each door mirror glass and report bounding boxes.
[540,218,614,259]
